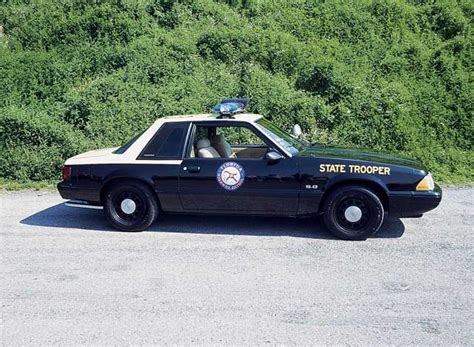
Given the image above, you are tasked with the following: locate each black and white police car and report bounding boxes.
[58,98,442,240]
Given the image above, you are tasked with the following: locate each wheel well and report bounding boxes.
[100,178,161,208]
[319,180,389,212]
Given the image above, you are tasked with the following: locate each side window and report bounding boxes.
[190,123,269,159]
[139,122,189,160]
[217,126,265,146]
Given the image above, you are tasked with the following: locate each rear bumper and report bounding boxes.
[388,184,442,218]
[57,181,101,203]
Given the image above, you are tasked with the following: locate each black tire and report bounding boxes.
[323,185,384,240]
[104,181,158,232]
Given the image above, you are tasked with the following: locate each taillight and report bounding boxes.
[62,165,72,181]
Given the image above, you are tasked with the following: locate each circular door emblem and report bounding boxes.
[216,162,245,191]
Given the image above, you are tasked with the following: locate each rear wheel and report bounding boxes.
[104,181,158,232]
[323,185,384,240]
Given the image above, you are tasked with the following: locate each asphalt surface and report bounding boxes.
[1,187,472,345]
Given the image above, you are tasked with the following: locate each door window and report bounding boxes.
[216,126,265,146]
[189,124,269,159]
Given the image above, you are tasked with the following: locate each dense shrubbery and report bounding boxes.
[0,0,472,184]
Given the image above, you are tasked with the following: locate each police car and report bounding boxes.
[58,98,442,240]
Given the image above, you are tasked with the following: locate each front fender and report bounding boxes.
[324,173,389,194]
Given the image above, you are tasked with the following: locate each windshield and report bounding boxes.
[255,119,307,156]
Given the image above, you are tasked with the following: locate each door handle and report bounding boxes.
[185,166,201,173]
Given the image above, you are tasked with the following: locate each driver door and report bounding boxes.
[178,122,300,215]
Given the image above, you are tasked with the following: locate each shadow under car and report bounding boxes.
[20,202,406,240]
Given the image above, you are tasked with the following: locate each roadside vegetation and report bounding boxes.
[0,0,472,188]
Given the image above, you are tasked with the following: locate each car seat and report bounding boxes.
[196,139,221,158]
[211,134,236,158]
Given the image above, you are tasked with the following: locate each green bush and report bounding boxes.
[0,0,472,185]
[0,107,89,181]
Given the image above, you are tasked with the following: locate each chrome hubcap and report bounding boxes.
[344,206,362,223]
[120,199,136,214]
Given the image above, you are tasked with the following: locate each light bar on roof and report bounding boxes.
[213,97,250,118]
[213,102,243,115]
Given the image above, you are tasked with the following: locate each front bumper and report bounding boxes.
[388,184,442,218]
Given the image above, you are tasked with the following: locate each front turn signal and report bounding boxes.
[416,173,434,191]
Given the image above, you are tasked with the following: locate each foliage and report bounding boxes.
[0,0,472,184]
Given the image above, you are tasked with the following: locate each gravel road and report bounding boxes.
[1,187,472,345]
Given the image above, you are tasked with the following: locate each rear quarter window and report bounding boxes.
[138,122,189,160]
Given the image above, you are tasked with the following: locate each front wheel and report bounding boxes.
[104,181,158,232]
[323,186,384,240]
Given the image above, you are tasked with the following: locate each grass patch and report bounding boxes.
[0,179,57,191]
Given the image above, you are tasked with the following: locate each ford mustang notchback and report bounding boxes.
[58,99,442,240]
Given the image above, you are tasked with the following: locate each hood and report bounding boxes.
[298,144,428,172]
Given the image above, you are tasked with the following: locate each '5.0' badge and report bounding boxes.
[216,162,245,191]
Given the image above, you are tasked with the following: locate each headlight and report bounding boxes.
[416,173,435,191]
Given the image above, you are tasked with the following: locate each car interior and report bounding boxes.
[188,125,270,159]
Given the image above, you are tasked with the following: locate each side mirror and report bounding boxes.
[292,124,302,138]
[266,150,283,162]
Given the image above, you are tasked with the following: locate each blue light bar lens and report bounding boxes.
[213,102,244,114]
